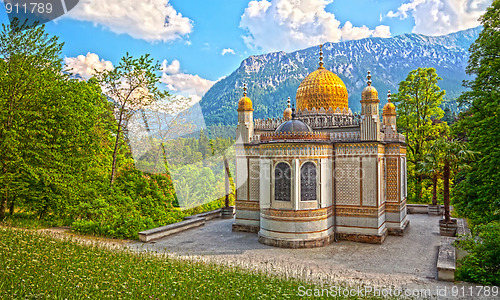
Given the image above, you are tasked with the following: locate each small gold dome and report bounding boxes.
[383,90,396,115]
[383,102,396,115]
[283,97,292,120]
[361,71,379,101]
[238,96,253,111]
[362,86,378,101]
[237,84,253,111]
[296,45,348,111]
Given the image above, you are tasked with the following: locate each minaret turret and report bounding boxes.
[236,84,254,143]
[283,97,292,120]
[383,90,397,133]
[360,71,381,141]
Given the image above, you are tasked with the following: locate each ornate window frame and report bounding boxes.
[274,161,292,202]
[300,161,318,202]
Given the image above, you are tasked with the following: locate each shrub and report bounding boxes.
[455,221,500,285]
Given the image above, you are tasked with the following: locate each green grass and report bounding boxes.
[0,212,67,230]
[0,227,377,299]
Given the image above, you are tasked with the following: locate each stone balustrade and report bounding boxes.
[330,131,360,142]
[260,131,331,142]
[383,132,406,143]
[254,113,361,131]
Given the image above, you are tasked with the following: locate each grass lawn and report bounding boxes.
[0,227,380,299]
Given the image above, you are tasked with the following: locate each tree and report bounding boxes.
[454,0,500,225]
[392,67,447,202]
[430,139,475,222]
[95,53,169,186]
[0,20,107,219]
[418,150,442,206]
[0,20,63,218]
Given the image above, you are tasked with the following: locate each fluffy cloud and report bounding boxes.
[221,48,235,56]
[162,59,180,74]
[64,52,113,79]
[341,22,391,41]
[161,60,215,104]
[386,0,491,36]
[66,0,193,42]
[240,0,392,52]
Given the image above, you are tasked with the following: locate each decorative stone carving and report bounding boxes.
[386,158,398,202]
[336,157,360,205]
[362,157,377,206]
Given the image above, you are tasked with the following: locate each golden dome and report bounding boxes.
[238,96,253,111]
[383,90,396,115]
[283,97,292,120]
[237,84,253,111]
[361,71,379,101]
[296,45,348,111]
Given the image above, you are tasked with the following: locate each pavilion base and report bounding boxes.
[337,228,388,244]
[232,223,260,233]
[387,219,410,236]
[258,232,335,249]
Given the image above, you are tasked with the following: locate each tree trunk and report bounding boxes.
[0,196,6,219]
[415,173,424,202]
[9,197,14,215]
[224,157,230,208]
[110,130,120,186]
[110,113,124,187]
[432,174,438,206]
[443,161,451,222]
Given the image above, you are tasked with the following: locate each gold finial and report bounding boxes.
[387,90,391,102]
[243,83,247,97]
[287,97,291,108]
[319,44,324,68]
[367,71,372,86]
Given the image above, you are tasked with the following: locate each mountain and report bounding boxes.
[200,27,481,126]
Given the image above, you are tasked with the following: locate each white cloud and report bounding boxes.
[372,25,392,38]
[386,0,491,36]
[221,48,235,56]
[240,0,392,52]
[64,52,114,79]
[161,59,215,104]
[66,0,193,42]
[162,59,181,74]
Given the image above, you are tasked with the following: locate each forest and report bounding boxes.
[0,20,235,240]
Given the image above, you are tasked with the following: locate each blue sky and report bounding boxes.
[0,0,491,102]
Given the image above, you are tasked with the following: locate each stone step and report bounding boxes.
[184,209,222,221]
[139,217,206,242]
[437,237,456,281]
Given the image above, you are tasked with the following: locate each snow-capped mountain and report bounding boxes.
[200,27,481,125]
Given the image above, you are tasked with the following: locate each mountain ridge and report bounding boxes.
[200,27,481,126]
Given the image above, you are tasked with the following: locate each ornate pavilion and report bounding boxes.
[233,45,408,248]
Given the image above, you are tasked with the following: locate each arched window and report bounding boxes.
[275,162,291,201]
[301,162,317,201]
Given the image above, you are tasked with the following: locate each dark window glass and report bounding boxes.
[301,162,317,201]
[275,162,291,201]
